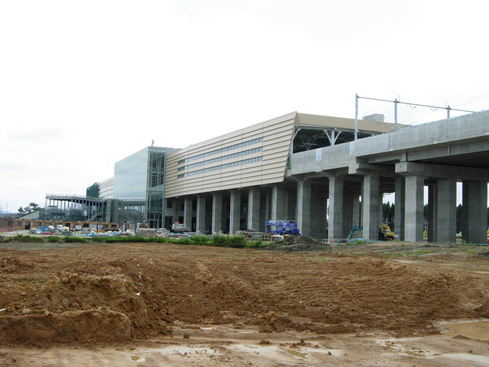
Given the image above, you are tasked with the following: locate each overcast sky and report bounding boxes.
[1,0,488,213]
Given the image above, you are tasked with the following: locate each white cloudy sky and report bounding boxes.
[1,0,488,212]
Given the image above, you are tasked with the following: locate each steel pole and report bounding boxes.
[354,93,359,140]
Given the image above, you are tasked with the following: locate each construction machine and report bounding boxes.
[347,224,395,242]
[378,223,395,241]
[265,220,300,236]
[347,226,363,242]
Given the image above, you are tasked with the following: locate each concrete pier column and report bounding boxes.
[428,184,435,242]
[342,189,354,238]
[462,180,488,244]
[196,195,206,233]
[286,190,297,220]
[247,187,261,231]
[271,184,286,220]
[328,176,344,240]
[183,197,193,230]
[264,192,271,225]
[404,175,424,242]
[229,190,241,235]
[362,174,381,240]
[311,184,327,238]
[352,194,361,227]
[212,192,223,234]
[394,176,405,240]
[434,178,457,243]
[296,180,312,236]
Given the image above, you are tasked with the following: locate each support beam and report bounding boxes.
[196,195,206,233]
[394,176,405,240]
[247,187,261,231]
[183,197,193,230]
[342,189,353,238]
[229,190,241,235]
[271,184,286,220]
[296,180,312,236]
[352,194,361,227]
[404,176,424,242]
[311,184,327,238]
[212,192,223,234]
[328,176,344,240]
[362,174,381,240]
[428,184,435,242]
[396,162,489,180]
[462,180,488,244]
[434,178,456,243]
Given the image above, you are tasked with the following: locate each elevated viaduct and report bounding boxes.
[288,110,489,243]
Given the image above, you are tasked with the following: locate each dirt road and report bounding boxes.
[2,238,489,366]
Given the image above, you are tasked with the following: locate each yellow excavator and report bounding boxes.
[378,223,395,241]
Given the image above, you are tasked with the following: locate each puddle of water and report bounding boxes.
[378,339,430,358]
[230,344,341,360]
[281,347,308,359]
[441,320,489,341]
[441,353,489,364]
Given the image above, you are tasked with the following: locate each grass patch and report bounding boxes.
[1,233,275,250]
[3,235,45,243]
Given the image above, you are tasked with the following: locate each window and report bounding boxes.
[177,138,263,165]
[177,157,262,178]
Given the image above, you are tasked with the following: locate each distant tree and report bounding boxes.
[457,204,463,234]
[382,202,395,229]
[86,183,100,198]
[18,202,40,214]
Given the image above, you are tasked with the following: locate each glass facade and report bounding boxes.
[113,146,176,228]
[114,149,149,200]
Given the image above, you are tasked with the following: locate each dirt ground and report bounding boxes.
[2,234,489,366]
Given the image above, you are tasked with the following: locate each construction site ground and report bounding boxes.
[2,232,489,366]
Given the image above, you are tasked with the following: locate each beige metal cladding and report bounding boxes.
[165,112,298,198]
[164,111,400,198]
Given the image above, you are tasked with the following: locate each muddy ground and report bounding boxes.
[2,235,489,366]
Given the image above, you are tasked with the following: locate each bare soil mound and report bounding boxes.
[1,242,489,347]
[271,235,327,251]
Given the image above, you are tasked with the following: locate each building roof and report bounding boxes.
[295,112,406,133]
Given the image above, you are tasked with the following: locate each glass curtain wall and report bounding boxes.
[146,148,166,228]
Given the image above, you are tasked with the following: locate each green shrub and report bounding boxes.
[90,235,148,243]
[175,237,192,245]
[211,234,228,247]
[190,235,211,245]
[225,235,247,248]
[245,239,265,248]
[8,235,44,243]
[47,236,59,243]
[152,236,169,244]
[63,236,87,243]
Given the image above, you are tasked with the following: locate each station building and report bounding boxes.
[33,109,488,242]
[32,111,393,235]
[163,111,400,237]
